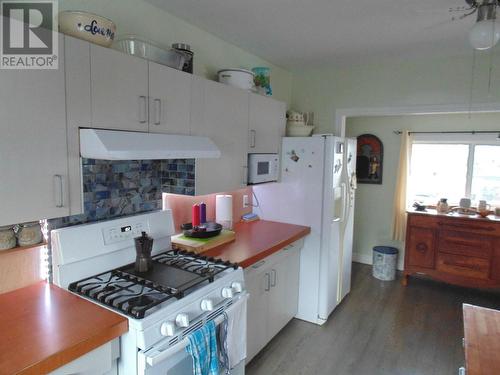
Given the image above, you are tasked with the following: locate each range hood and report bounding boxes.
[80,129,221,160]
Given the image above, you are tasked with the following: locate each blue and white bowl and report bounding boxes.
[59,11,116,47]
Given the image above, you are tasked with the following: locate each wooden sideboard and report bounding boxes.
[403,210,500,288]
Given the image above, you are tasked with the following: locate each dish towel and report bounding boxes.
[186,320,219,375]
[217,295,248,372]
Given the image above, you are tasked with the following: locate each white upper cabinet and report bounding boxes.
[192,78,249,195]
[90,44,149,131]
[248,93,286,154]
[0,35,69,226]
[148,62,191,135]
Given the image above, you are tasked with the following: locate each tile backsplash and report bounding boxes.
[48,158,195,229]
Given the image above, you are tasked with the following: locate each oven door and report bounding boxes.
[138,295,248,375]
[138,348,245,375]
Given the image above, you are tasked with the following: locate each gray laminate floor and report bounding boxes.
[245,263,500,375]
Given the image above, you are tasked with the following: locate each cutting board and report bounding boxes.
[172,230,236,254]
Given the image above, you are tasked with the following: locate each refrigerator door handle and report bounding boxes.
[340,182,348,223]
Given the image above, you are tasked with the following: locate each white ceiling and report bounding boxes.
[145,0,477,69]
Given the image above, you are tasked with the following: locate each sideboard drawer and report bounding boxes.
[437,253,490,280]
[437,218,500,237]
[409,214,438,228]
[438,230,493,259]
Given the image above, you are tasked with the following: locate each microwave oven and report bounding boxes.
[248,154,279,184]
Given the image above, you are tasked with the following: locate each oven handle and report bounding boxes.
[145,293,248,367]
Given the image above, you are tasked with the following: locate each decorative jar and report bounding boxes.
[17,221,43,247]
[0,225,16,250]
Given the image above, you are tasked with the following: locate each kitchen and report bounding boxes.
[1,1,500,375]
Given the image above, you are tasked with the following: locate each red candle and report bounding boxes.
[192,204,200,227]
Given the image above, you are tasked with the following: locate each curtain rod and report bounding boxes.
[392,130,500,135]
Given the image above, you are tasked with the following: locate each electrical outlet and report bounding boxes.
[243,194,249,208]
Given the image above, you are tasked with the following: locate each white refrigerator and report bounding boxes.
[253,135,357,325]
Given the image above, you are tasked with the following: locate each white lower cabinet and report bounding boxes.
[245,240,302,363]
[48,339,119,375]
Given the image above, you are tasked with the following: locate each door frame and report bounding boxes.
[334,102,500,137]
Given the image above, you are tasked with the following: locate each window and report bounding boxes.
[408,134,500,207]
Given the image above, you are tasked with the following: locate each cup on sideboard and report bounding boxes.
[459,198,471,209]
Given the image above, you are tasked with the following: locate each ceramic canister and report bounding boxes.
[17,221,43,247]
[0,225,16,250]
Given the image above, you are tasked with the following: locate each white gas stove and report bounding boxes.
[51,210,247,375]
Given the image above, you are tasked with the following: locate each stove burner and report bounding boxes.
[102,285,118,293]
[199,266,215,276]
[127,295,155,308]
[68,249,239,319]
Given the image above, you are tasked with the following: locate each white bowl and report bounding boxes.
[286,124,314,137]
[59,11,116,47]
[218,69,255,91]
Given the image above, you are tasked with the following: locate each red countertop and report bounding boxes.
[203,220,311,268]
[0,282,128,375]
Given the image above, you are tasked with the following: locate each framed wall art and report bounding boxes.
[356,134,383,184]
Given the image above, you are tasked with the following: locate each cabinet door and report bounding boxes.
[284,246,300,320]
[0,36,69,225]
[192,79,249,195]
[267,248,300,339]
[148,62,191,135]
[492,239,500,282]
[248,94,286,154]
[90,44,148,131]
[407,226,436,269]
[245,261,271,363]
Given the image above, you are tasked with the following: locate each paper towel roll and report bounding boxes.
[216,195,233,229]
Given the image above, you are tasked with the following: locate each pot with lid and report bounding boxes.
[218,68,255,91]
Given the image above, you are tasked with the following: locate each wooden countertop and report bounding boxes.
[463,304,500,375]
[203,220,310,268]
[0,282,128,375]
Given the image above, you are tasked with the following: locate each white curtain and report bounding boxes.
[392,131,413,242]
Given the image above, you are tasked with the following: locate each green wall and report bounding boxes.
[346,113,500,269]
[59,0,292,104]
[292,53,500,133]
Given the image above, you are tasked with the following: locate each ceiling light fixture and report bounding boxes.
[469,1,500,50]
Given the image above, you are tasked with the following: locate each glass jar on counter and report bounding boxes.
[0,225,16,250]
[17,221,43,247]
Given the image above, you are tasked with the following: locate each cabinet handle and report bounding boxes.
[138,96,147,123]
[252,260,266,269]
[416,243,428,253]
[271,269,277,287]
[265,273,271,291]
[250,129,256,148]
[154,98,161,125]
[53,175,63,208]
[242,166,248,186]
